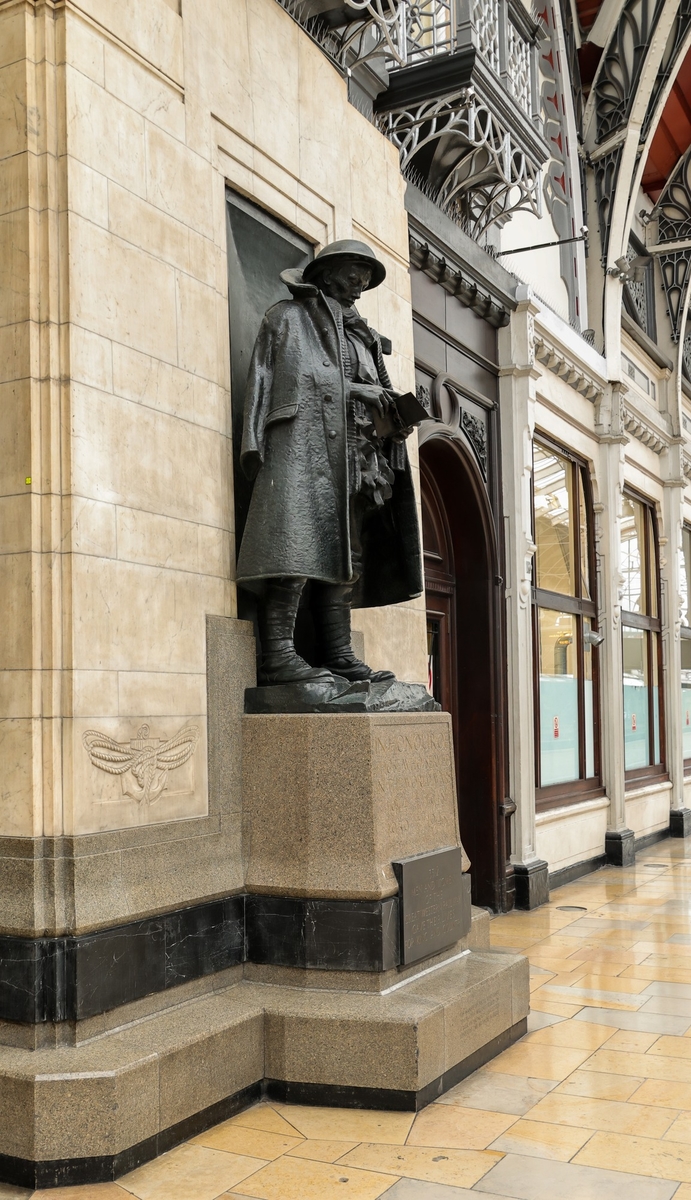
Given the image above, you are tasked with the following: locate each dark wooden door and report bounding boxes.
[420,439,511,911]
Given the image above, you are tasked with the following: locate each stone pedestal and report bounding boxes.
[0,709,528,1188]
[243,712,469,899]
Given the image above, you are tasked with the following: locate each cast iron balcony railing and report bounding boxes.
[277,0,548,237]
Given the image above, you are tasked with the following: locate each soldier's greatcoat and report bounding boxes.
[236,281,422,608]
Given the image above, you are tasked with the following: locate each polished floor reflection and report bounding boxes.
[14,836,691,1199]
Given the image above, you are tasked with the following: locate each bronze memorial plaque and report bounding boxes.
[392,846,470,966]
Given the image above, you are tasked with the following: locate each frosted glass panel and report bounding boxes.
[584,678,594,779]
[623,626,649,769]
[652,633,660,765]
[539,609,579,785]
[683,687,691,759]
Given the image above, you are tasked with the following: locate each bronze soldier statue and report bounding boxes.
[236,239,423,687]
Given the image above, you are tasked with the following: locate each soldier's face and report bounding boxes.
[321,261,373,305]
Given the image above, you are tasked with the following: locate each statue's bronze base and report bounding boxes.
[244,675,440,713]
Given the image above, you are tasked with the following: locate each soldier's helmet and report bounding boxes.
[303,239,386,290]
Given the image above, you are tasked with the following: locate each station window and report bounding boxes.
[681,526,691,773]
[532,438,601,809]
[621,491,665,783]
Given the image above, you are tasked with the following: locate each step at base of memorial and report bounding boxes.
[0,946,528,1189]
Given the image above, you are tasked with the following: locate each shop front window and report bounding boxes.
[620,492,664,781]
[532,439,601,808]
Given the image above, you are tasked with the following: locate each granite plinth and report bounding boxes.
[0,947,528,1187]
[244,677,440,713]
[242,711,468,900]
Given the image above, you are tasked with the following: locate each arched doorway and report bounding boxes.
[420,434,512,910]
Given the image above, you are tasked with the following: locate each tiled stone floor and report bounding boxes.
[13,836,691,1198]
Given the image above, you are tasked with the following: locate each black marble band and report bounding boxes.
[0,892,403,1024]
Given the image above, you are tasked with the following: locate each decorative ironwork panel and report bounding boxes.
[539,0,581,325]
[657,145,691,244]
[394,0,454,63]
[683,332,691,381]
[594,0,665,143]
[659,251,691,343]
[381,90,542,235]
[472,0,501,71]
[623,238,655,339]
[594,144,623,263]
[652,145,691,341]
[507,19,531,113]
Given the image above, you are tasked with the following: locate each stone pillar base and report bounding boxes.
[0,945,528,1189]
[606,828,636,866]
[670,808,691,838]
[513,860,550,909]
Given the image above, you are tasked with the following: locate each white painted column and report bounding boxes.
[498,289,549,906]
[661,447,685,816]
[594,384,634,862]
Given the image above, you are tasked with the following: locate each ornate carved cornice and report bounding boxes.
[409,234,511,327]
[621,402,670,454]
[532,330,605,402]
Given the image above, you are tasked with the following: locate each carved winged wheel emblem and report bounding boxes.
[82,723,200,805]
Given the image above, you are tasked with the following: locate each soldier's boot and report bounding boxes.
[314,584,395,684]
[258,578,333,686]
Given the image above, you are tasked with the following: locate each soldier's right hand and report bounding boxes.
[348,382,389,415]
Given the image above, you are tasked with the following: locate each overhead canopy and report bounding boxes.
[642,44,691,202]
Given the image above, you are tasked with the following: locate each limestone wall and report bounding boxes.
[0,0,426,932]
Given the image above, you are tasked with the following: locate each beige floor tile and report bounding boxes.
[603,1030,659,1052]
[574,974,650,994]
[119,1144,268,1200]
[663,1113,691,1143]
[534,987,642,1012]
[191,1124,303,1159]
[568,949,650,964]
[336,1143,502,1187]
[406,1103,516,1149]
[230,1155,396,1199]
[650,1036,691,1059]
[526,1020,612,1051]
[33,1189,129,1199]
[285,1139,360,1163]
[586,1049,691,1081]
[574,1129,691,1182]
[224,1105,304,1137]
[488,1117,593,1160]
[530,974,553,992]
[555,1069,646,1100]
[531,972,587,989]
[526,955,588,973]
[673,1186,691,1199]
[563,959,626,977]
[630,1079,691,1109]
[527,1090,678,1136]
[529,995,584,1018]
[483,1042,594,1080]
[274,1106,414,1144]
[622,965,691,985]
